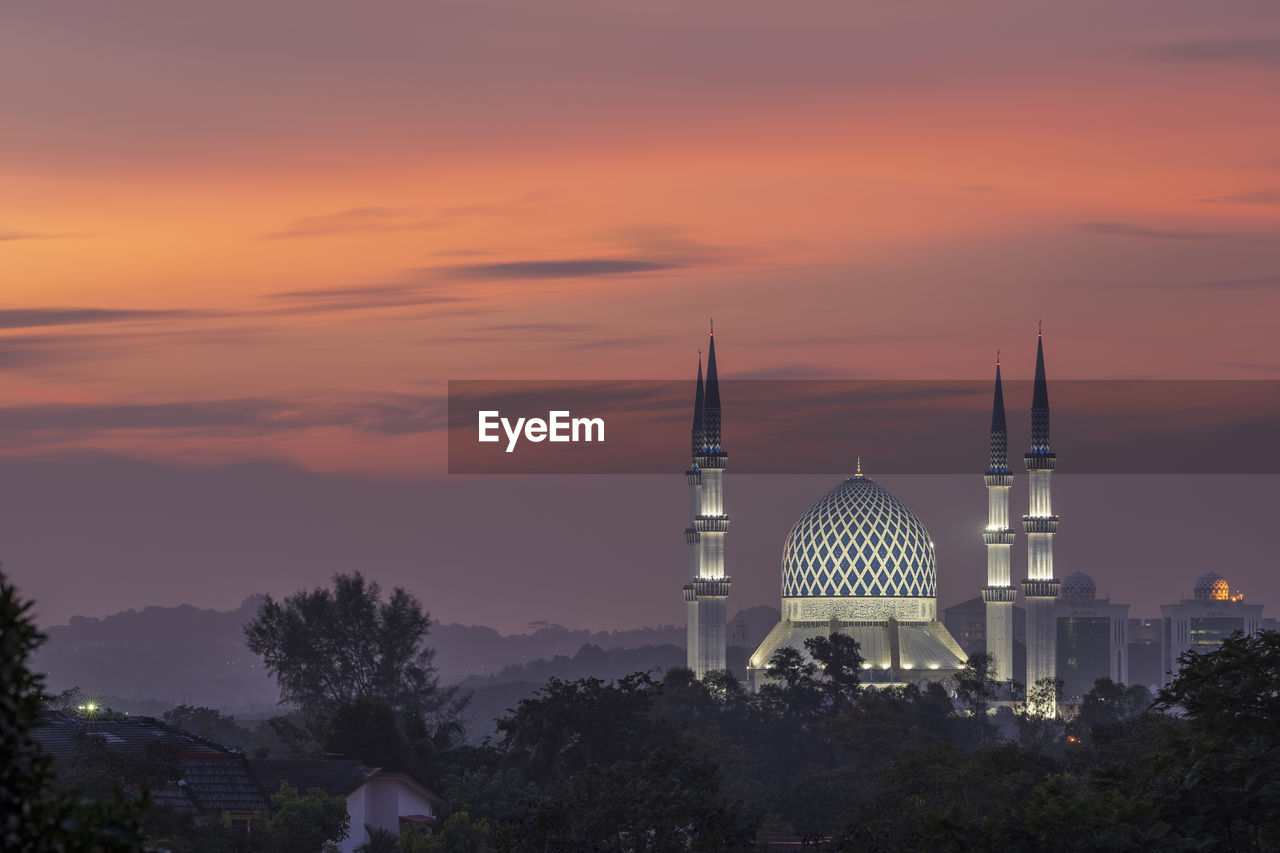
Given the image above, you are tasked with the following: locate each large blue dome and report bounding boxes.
[781,475,936,600]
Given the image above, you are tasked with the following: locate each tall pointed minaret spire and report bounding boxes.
[1030,325,1050,453]
[703,321,722,453]
[1021,324,1061,716]
[682,325,731,677]
[691,352,705,459]
[981,350,1016,682]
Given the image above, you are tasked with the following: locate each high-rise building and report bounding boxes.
[1055,572,1129,701]
[683,327,731,677]
[1126,618,1164,689]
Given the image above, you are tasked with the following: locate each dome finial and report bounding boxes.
[855,456,863,476]
[709,317,714,336]
[996,347,1000,366]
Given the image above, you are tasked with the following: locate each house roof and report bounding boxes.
[249,761,445,808]
[33,713,271,813]
[249,759,378,798]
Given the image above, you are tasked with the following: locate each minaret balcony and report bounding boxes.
[693,515,731,532]
[1023,453,1057,471]
[684,527,699,545]
[984,472,1013,487]
[982,530,1016,545]
[1022,517,1059,534]
[691,578,732,597]
[693,452,728,469]
[1021,578,1061,598]
[683,583,696,602]
[685,468,702,486]
[982,586,1018,603]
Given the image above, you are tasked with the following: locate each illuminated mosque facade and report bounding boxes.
[681,326,1068,707]
[681,327,1266,706]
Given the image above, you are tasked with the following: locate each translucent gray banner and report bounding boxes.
[447,380,1280,474]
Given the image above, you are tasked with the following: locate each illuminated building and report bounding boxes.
[1160,572,1263,685]
[747,463,968,690]
[1054,572,1129,702]
[683,326,731,677]
[981,353,1017,681]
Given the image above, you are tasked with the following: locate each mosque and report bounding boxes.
[681,326,1065,707]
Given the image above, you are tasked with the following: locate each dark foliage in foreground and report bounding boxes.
[21,559,1280,852]
[426,633,1280,852]
[0,569,145,851]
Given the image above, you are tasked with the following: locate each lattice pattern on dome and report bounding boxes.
[781,476,937,599]
[1194,572,1230,602]
[1060,572,1096,600]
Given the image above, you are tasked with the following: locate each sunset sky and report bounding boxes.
[2,1,1279,633]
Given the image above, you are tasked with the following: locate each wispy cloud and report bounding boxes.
[1197,189,1280,205]
[261,279,474,314]
[0,334,100,369]
[1148,38,1280,67]
[439,258,677,280]
[0,394,448,440]
[1078,221,1210,240]
[261,208,440,240]
[477,322,604,334]
[593,224,741,266]
[0,307,205,331]
[431,224,739,282]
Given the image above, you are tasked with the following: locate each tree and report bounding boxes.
[322,698,410,769]
[804,633,864,712]
[245,573,465,764]
[0,569,146,852]
[495,673,659,788]
[402,812,493,853]
[757,647,823,719]
[162,705,277,755]
[1155,630,1280,736]
[257,781,350,853]
[1073,678,1152,743]
[355,824,400,853]
[954,652,1000,746]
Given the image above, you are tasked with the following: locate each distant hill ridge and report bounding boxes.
[33,597,781,714]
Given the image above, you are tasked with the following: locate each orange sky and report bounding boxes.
[4,5,1279,470]
[3,1,1280,629]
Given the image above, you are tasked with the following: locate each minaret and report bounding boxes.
[683,325,731,677]
[1021,324,1060,715]
[981,352,1016,682]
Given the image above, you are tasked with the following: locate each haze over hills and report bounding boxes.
[32,596,781,727]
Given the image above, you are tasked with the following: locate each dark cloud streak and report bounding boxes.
[0,394,448,440]
[439,258,678,280]
[0,307,207,331]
